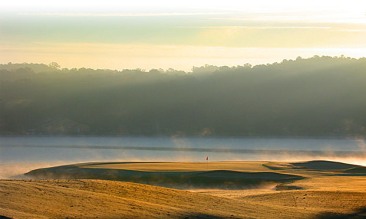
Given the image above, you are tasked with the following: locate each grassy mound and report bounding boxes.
[25,164,303,189]
[291,160,358,171]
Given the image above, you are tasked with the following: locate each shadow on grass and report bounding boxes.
[316,207,366,219]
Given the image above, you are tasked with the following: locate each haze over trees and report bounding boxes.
[1,56,366,137]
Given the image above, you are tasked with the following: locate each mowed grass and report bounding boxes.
[1,160,366,218]
[25,161,304,189]
[81,161,270,172]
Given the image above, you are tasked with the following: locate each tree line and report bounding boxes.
[1,56,366,137]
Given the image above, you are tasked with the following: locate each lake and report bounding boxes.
[1,136,365,178]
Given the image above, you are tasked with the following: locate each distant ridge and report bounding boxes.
[1,56,366,137]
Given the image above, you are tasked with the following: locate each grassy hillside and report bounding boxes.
[0,179,318,219]
[25,162,304,189]
[2,160,366,218]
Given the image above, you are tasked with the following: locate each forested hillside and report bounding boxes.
[1,56,366,137]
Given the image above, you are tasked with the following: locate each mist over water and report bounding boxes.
[1,136,366,179]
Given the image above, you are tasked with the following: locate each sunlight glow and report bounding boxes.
[2,43,366,71]
[1,0,366,13]
[1,0,366,69]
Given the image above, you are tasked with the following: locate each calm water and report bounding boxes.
[1,136,366,178]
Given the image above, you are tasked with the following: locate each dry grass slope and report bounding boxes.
[1,160,366,218]
[0,179,316,219]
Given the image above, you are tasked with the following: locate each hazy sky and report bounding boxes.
[1,0,366,70]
